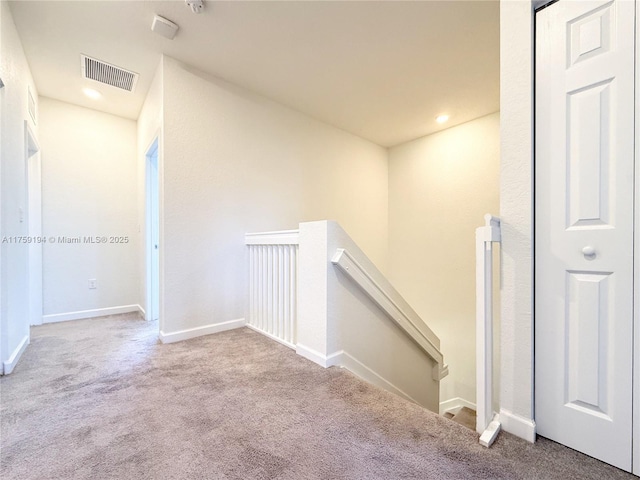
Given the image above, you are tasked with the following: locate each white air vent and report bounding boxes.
[81,55,138,93]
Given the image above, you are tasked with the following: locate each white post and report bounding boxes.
[296,221,331,366]
[476,214,501,447]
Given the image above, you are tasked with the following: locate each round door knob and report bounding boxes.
[582,246,596,256]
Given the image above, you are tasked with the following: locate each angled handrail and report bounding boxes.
[331,248,448,382]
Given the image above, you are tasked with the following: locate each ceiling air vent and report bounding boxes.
[81,55,138,93]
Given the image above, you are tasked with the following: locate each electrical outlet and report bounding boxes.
[88,279,97,289]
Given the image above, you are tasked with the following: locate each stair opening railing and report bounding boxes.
[332,248,448,382]
[245,230,299,348]
[246,221,447,412]
[476,214,501,447]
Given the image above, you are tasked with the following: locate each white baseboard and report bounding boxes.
[499,408,536,443]
[159,318,246,344]
[42,304,143,324]
[294,346,420,405]
[245,324,295,350]
[330,350,420,405]
[439,397,477,416]
[295,343,331,367]
[2,334,30,375]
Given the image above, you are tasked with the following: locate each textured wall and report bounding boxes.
[160,56,388,336]
[0,1,39,368]
[327,221,441,412]
[499,0,535,440]
[137,60,163,320]
[388,113,500,406]
[296,220,441,412]
[39,98,139,317]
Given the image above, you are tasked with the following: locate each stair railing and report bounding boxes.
[476,214,501,447]
[245,230,299,348]
[332,248,448,381]
[245,221,447,413]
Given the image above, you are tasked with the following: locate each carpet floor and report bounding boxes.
[449,407,476,432]
[0,313,636,480]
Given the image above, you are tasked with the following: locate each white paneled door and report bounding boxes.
[536,0,635,472]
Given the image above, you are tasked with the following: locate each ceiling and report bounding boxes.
[9,0,499,147]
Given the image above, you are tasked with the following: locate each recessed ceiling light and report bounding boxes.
[436,114,449,124]
[83,88,102,99]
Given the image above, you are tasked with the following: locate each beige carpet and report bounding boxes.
[0,313,635,480]
[449,407,476,432]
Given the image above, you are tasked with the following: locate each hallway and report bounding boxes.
[0,315,634,479]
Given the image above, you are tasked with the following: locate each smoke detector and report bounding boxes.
[81,55,138,93]
[185,0,204,14]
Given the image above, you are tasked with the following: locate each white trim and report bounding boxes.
[439,397,477,416]
[499,408,536,443]
[246,323,295,350]
[159,318,246,344]
[295,346,423,406]
[633,6,640,474]
[144,138,154,321]
[25,120,43,327]
[479,414,502,448]
[2,335,29,375]
[330,350,421,406]
[138,305,146,319]
[42,304,143,324]
[145,135,161,326]
[25,121,40,155]
[244,230,300,245]
[27,85,37,125]
[331,248,446,381]
[295,343,330,367]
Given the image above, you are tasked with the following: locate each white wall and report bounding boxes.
[327,221,441,412]
[296,220,440,412]
[0,1,39,372]
[498,0,535,442]
[39,97,140,320]
[1,0,4,368]
[160,56,388,337]
[137,59,163,320]
[388,112,500,406]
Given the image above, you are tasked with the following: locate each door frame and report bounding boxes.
[25,120,42,327]
[144,134,161,327]
[633,4,640,472]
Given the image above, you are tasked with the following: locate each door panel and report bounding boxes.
[535,0,634,471]
[565,270,612,416]
[567,79,612,228]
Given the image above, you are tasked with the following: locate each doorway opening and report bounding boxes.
[25,121,42,327]
[145,138,160,326]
